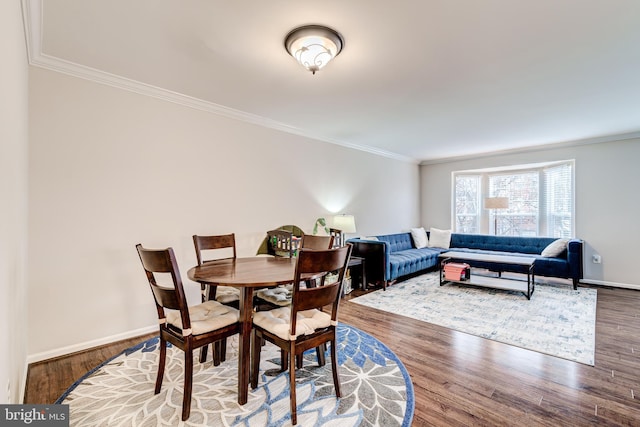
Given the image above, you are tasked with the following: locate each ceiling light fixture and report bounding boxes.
[284,25,344,75]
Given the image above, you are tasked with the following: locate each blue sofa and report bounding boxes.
[347,232,583,290]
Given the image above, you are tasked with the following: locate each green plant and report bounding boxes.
[313,217,329,235]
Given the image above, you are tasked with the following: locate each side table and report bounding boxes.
[347,256,366,292]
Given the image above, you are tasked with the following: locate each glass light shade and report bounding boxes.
[285,25,344,74]
[333,214,357,233]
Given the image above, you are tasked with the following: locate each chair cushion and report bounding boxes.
[215,286,240,304]
[166,300,238,336]
[255,286,292,307]
[253,307,332,340]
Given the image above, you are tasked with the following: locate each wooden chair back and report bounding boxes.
[267,229,296,257]
[193,233,236,266]
[329,228,343,247]
[290,245,352,326]
[136,244,190,327]
[301,234,334,250]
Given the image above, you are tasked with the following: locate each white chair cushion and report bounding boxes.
[166,300,239,336]
[255,286,292,307]
[253,306,332,341]
[215,286,240,304]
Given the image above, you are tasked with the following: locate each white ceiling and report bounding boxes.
[24,0,640,163]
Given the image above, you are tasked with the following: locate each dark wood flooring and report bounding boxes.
[25,282,640,426]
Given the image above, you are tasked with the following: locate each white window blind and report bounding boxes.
[454,175,480,233]
[544,162,573,238]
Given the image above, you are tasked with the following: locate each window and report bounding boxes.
[453,160,574,238]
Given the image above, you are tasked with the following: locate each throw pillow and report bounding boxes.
[363,236,379,241]
[410,227,429,249]
[541,238,569,257]
[428,227,452,249]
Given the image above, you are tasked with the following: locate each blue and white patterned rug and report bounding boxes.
[352,272,597,365]
[57,324,414,427]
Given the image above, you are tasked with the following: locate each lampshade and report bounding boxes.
[484,197,509,209]
[333,214,356,233]
[284,25,344,74]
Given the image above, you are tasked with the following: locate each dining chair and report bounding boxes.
[193,233,240,364]
[266,229,298,257]
[136,244,240,421]
[257,232,336,367]
[250,244,352,425]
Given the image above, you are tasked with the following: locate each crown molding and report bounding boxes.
[21,0,417,165]
[419,131,640,166]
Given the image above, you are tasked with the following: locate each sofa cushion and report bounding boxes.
[450,234,557,255]
[377,233,415,252]
[428,228,452,249]
[389,247,444,279]
[410,227,428,249]
[541,238,569,257]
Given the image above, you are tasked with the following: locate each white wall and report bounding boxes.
[420,138,640,289]
[27,67,420,360]
[0,0,29,403]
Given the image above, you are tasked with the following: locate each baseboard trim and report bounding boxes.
[580,279,640,291]
[27,325,157,364]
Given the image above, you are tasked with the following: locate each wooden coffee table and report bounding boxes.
[438,251,536,299]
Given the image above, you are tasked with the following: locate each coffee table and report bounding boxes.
[438,251,536,299]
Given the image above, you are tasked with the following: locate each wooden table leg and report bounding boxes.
[237,287,254,405]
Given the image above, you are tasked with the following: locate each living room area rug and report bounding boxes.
[57,323,414,427]
[351,272,597,365]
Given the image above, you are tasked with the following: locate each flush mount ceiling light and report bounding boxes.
[284,25,344,74]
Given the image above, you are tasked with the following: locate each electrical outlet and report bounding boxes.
[592,254,602,264]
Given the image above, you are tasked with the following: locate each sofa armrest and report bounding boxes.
[347,238,390,285]
[567,238,583,281]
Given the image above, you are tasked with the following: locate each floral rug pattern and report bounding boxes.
[57,324,414,427]
[352,272,597,365]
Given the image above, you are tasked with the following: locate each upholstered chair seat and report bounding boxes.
[166,300,239,335]
[252,307,332,340]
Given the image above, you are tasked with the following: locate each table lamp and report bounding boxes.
[332,214,357,246]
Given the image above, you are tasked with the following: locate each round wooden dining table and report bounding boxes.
[187,256,297,405]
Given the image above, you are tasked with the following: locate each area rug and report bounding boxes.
[56,324,414,427]
[351,272,597,365]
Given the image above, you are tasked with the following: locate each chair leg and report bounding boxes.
[220,339,227,362]
[199,344,208,363]
[316,344,326,366]
[182,349,193,421]
[155,337,167,394]
[212,341,221,366]
[330,339,341,398]
[289,342,298,425]
[251,331,261,389]
[296,354,303,369]
[280,349,287,371]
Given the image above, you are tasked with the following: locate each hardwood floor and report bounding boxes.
[25,283,640,426]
